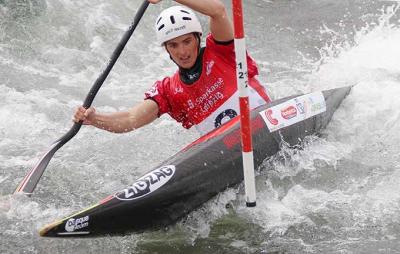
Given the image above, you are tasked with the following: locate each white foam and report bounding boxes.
[248,6,400,237]
[0,85,54,138]
[309,6,400,89]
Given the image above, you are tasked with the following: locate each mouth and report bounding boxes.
[180,57,191,64]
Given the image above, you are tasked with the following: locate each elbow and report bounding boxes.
[210,1,227,19]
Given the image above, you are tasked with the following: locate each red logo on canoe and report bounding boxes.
[265,109,279,125]
[281,106,297,119]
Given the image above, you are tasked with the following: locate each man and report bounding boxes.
[74,0,271,135]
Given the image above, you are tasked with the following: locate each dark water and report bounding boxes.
[1,0,400,253]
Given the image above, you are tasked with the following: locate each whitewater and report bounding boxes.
[1,0,400,253]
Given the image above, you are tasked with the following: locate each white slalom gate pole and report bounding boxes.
[232,0,256,207]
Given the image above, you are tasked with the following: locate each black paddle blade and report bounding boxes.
[14,140,61,195]
[15,123,82,195]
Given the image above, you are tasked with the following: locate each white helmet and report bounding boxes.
[155,6,202,46]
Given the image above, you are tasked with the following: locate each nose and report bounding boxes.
[177,43,188,57]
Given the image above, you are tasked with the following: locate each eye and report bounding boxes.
[183,38,192,45]
[167,42,178,49]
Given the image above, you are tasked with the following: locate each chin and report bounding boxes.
[180,61,195,69]
[180,64,192,69]
[175,56,193,69]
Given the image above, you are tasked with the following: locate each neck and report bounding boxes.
[178,47,205,85]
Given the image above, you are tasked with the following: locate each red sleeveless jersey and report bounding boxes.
[145,34,270,135]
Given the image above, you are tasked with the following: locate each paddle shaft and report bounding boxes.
[15,0,150,194]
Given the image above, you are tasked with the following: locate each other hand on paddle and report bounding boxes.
[73,106,96,125]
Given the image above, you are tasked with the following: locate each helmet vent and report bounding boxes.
[170,15,176,24]
[156,17,162,25]
[157,24,165,31]
[182,17,192,21]
[180,9,190,14]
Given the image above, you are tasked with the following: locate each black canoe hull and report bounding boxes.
[40,86,351,237]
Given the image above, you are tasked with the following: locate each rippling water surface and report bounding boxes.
[1,0,400,253]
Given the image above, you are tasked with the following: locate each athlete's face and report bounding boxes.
[165,33,199,69]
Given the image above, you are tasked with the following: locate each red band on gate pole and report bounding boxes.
[239,97,252,152]
[232,0,244,38]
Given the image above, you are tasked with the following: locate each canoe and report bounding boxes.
[39,86,351,237]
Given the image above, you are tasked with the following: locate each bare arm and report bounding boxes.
[148,0,234,42]
[74,99,159,133]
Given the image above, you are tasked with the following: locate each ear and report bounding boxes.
[194,33,201,51]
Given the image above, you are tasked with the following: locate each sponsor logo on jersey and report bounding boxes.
[194,84,268,135]
[196,78,224,113]
[65,216,89,232]
[146,85,159,97]
[196,78,223,104]
[187,99,194,109]
[174,86,183,94]
[206,60,215,76]
[281,106,297,119]
[201,92,224,112]
[214,109,237,128]
[115,165,176,201]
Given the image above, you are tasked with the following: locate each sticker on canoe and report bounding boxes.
[260,91,326,132]
[115,165,176,201]
[65,215,89,232]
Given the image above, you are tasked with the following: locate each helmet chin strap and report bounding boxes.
[165,33,201,70]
